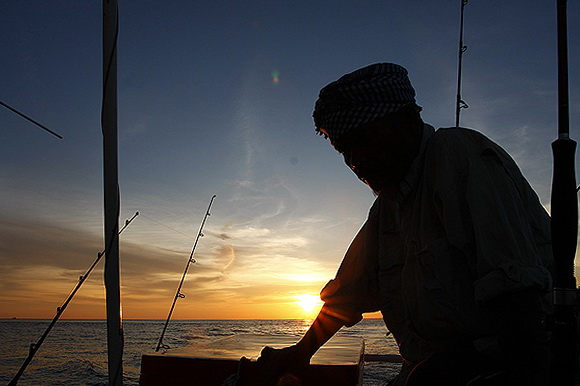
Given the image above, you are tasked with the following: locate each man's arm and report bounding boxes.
[295,306,347,358]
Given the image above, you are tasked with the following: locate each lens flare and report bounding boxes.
[271,70,280,84]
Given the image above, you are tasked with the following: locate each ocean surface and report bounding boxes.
[0,318,401,385]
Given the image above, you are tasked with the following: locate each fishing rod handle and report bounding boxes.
[551,137,578,291]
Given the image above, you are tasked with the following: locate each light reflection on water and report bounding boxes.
[0,318,400,385]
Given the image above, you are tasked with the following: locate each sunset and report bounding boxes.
[1,0,579,384]
[0,0,578,321]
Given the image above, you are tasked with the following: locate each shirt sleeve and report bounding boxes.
[466,147,553,303]
[320,206,382,326]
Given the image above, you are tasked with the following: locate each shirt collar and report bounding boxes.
[398,123,435,198]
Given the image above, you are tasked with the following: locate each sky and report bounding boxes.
[1,0,579,320]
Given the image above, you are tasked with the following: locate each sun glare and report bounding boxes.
[295,294,322,315]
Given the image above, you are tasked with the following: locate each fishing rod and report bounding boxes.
[8,212,139,386]
[156,195,216,352]
[455,0,469,128]
[550,0,578,384]
[1,100,63,140]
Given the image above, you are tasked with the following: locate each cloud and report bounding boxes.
[226,178,298,228]
[0,108,360,318]
[0,214,102,270]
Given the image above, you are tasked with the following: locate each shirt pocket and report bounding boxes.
[404,238,476,341]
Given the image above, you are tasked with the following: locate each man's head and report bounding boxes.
[313,63,423,193]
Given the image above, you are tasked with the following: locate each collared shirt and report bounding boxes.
[320,125,553,362]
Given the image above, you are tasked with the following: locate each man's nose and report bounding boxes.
[345,148,369,170]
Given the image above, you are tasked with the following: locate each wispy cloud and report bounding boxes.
[0,191,339,319]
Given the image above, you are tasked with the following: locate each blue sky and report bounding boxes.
[1,0,578,319]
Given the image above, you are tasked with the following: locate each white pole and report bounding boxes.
[103,1,123,385]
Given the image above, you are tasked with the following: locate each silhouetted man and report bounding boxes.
[258,63,553,385]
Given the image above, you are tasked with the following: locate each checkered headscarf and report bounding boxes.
[313,63,420,144]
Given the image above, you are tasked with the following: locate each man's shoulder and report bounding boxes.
[432,127,492,142]
[426,126,520,174]
[428,127,501,154]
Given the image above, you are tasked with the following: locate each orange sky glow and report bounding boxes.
[2,0,578,323]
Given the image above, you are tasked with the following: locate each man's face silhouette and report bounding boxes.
[334,113,422,193]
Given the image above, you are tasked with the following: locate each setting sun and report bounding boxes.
[295,294,322,315]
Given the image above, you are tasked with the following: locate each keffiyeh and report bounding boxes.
[313,63,420,143]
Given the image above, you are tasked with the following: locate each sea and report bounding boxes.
[0,318,401,385]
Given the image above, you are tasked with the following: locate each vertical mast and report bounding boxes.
[103,1,123,385]
[550,0,578,384]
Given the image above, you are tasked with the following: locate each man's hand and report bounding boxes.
[256,344,309,385]
[255,306,347,385]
